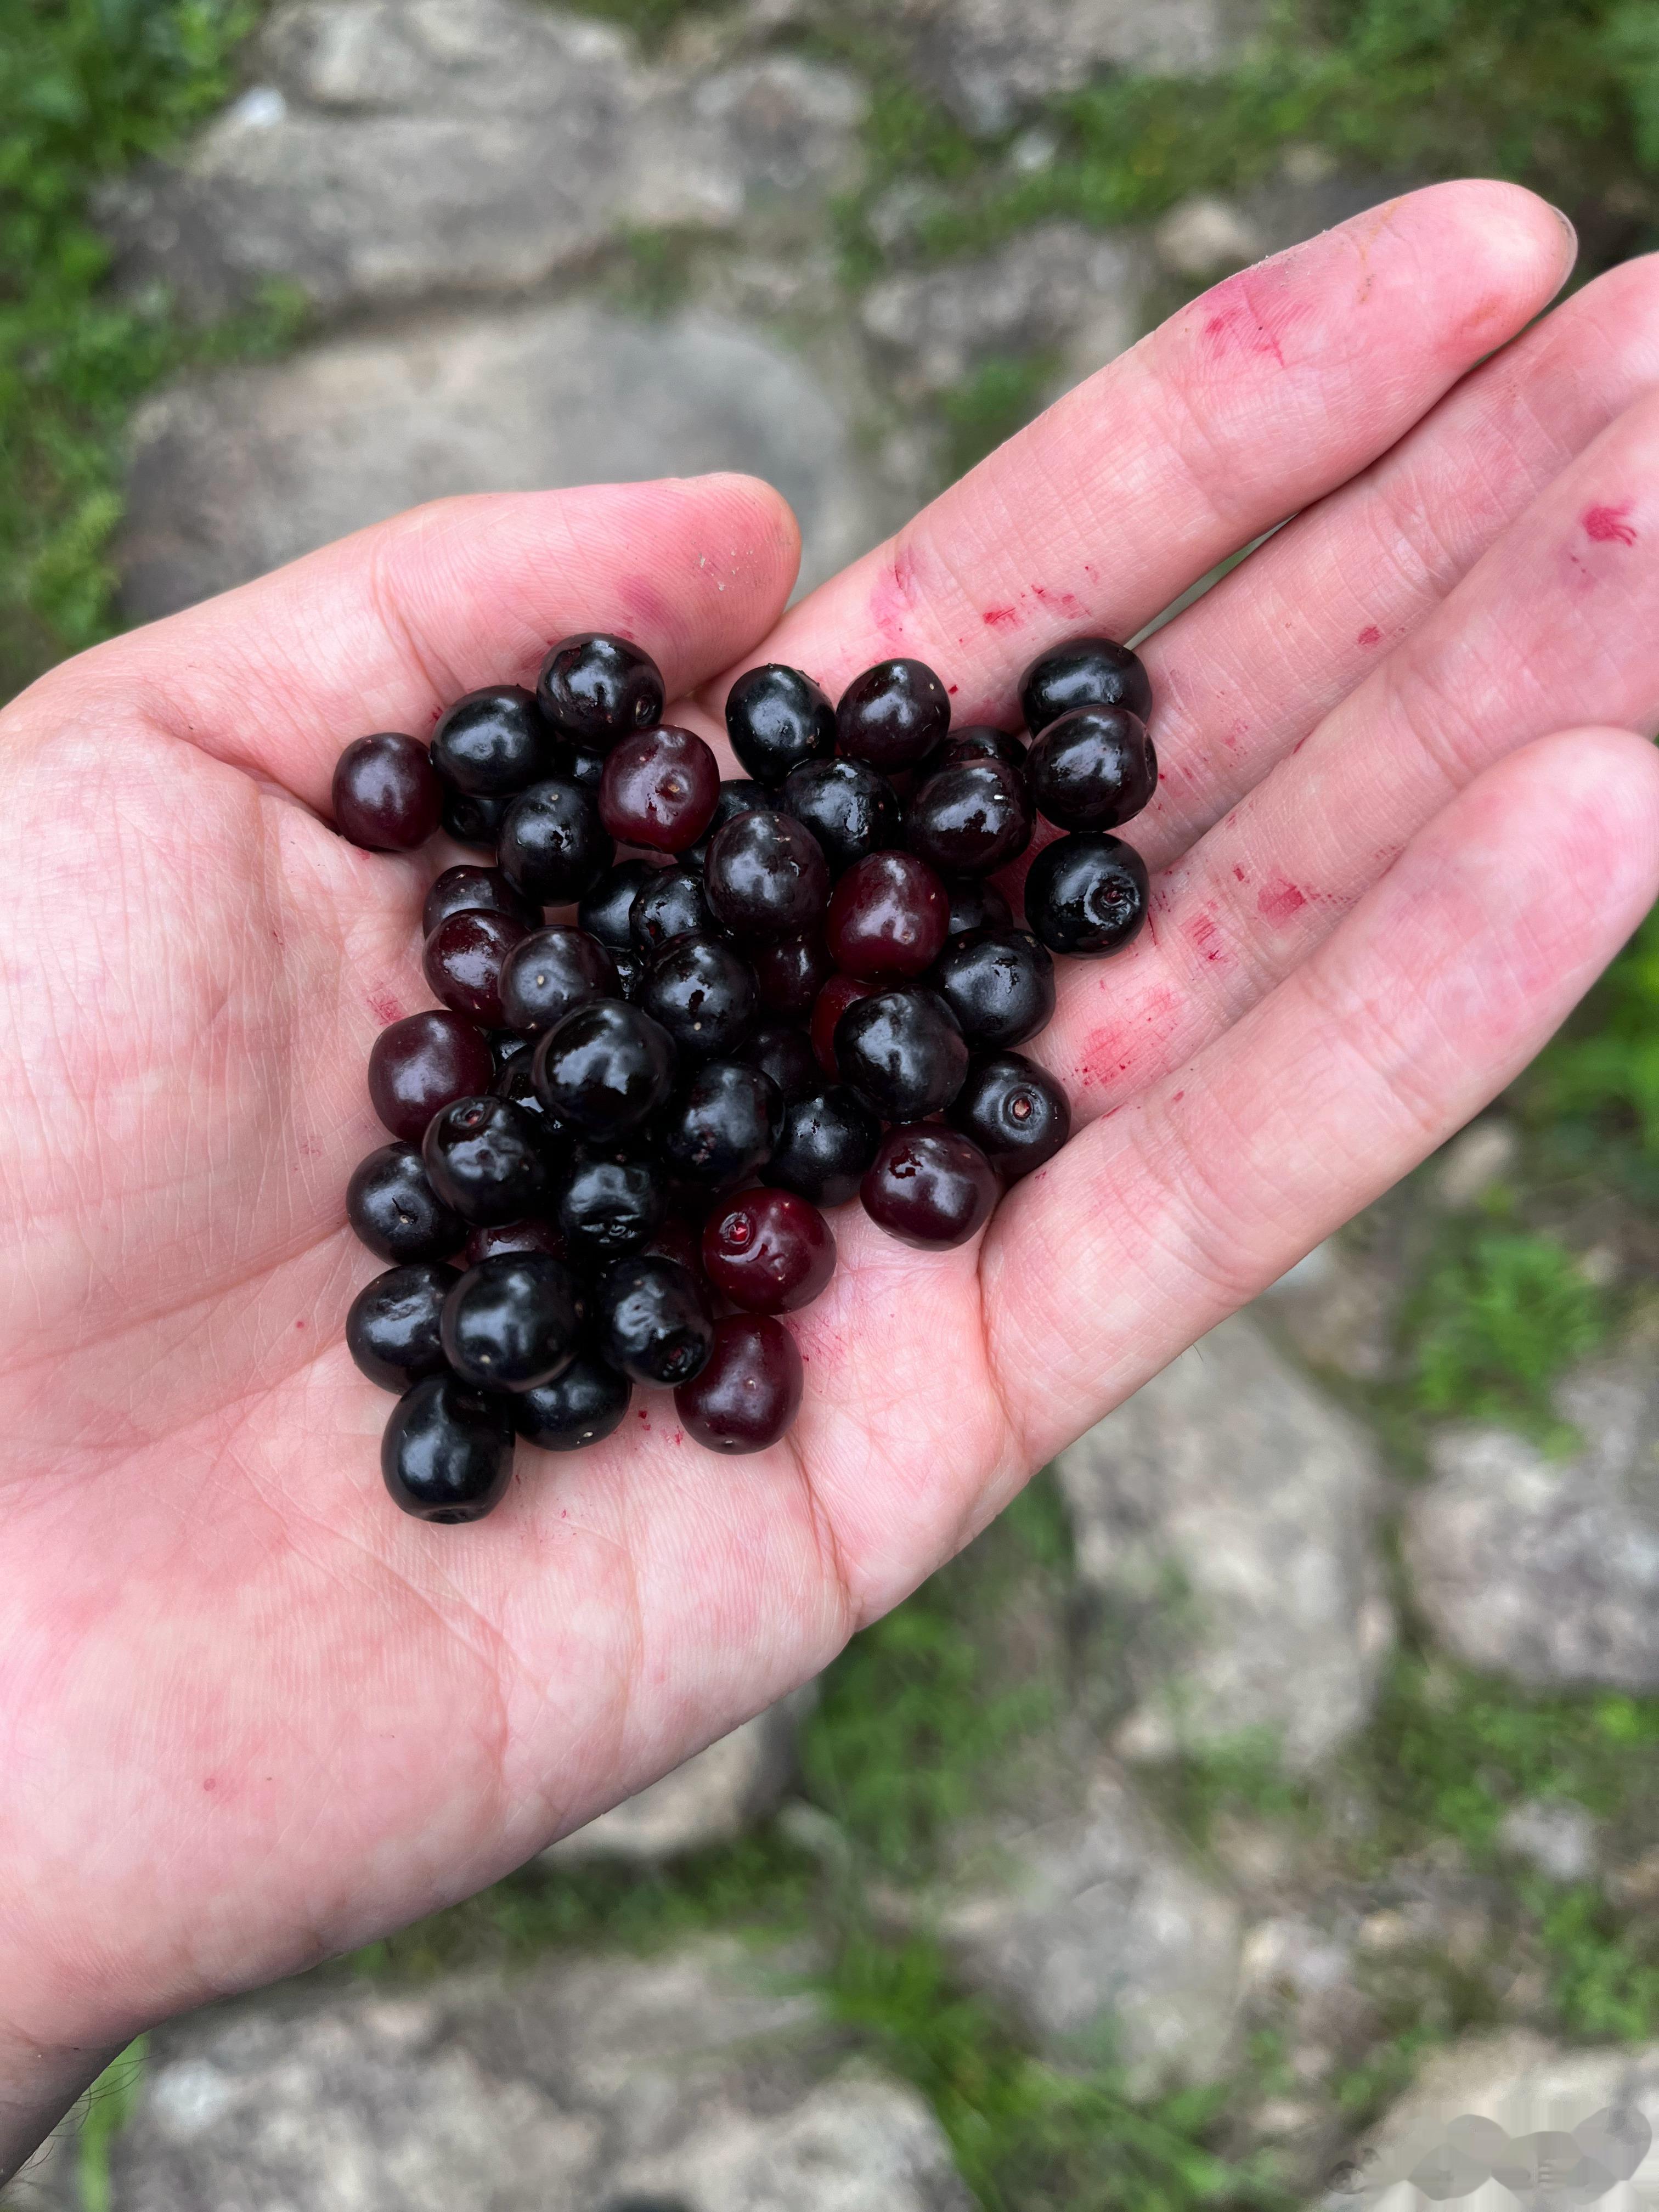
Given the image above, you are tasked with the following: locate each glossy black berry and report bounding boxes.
[348,1142,466,1263]
[382,1375,515,1523]
[335,730,441,848]
[612,947,646,1001]
[498,778,614,905]
[861,1125,998,1250]
[776,756,901,876]
[725,663,837,786]
[596,1256,714,1386]
[683,779,774,871]
[836,659,950,772]
[490,1056,577,1165]
[538,632,664,750]
[580,858,665,949]
[906,757,1033,878]
[533,1000,676,1136]
[825,851,949,980]
[439,1253,582,1392]
[559,744,607,795]
[499,926,619,1035]
[599,725,720,852]
[1019,635,1152,734]
[810,973,878,1079]
[749,929,832,1019]
[944,878,1012,939]
[702,1188,835,1313]
[369,1009,495,1143]
[656,1061,782,1189]
[631,865,717,955]
[762,1087,881,1208]
[422,865,539,939]
[704,812,830,939]
[932,928,1056,1050]
[431,685,553,797]
[949,1052,1071,1182]
[736,1022,821,1106]
[675,1314,802,1453]
[1023,832,1149,957]
[834,988,968,1122]
[464,1218,565,1266]
[641,934,757,1060]
[346,1262,459,1392]
[921,725,1029,778]
[556,1146,667,1261]
[512,1357,631,1452]
[441,787,511,853]
[489,1029,534,1074]
[422,908,527,1028]
[422,1095,551,1226]
[1028,704,1156,833]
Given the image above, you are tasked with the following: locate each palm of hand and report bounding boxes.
[5,181,1659,2064]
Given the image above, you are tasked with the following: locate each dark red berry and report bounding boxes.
[431,686,553,797]
[725,663,837,786]
[631,865,718,953]
[533,1000,676,1136]
[948,1052,1071,1182]
[347,1262,459,1392]
[422,865,539,939]
[751,929,833,1018]
[382,1375,515,1523]
[763,1087,881,1207]
[348,1142,466,1263]
[675,1314,803,1454]
[464,1218,566,1266]
[422,1095,551,1226]
[499,925,619,1034]
[597,1256,714,1385]
[736,1022,821,1106]
[512,1357,631,1451]
[656,1062,782,1189]
[834,988,968,1122]
[538,633,664,750]
[598,725,720,852]
[645,1214,706,1278]
[1019,635,1151,734]
[932,928,1056,1050]
[369,1009,495,1142]
[1028,704,1156,833]
[825,851,949,980]
[906,757,1032,878]
[640,934,758,1059]
[332,732,442,851]
[860,1125,998,1250]
[836,659,950,772]
[702,1188,836,1313]
[498,778,614,904]
[422,908,528,1028]
[704,812,830,939]
[1023,832,1149,957]
[777,757,902,873]
[810,972,878,1077]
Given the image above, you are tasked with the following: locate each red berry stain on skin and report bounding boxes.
[1187,906,1226,963]
[295,1318,306,1329]
[1584,503,1638,546]
[1257,873,1307,923]
[869,540,921,646]
[203,1777,217,1793]
[1171,1090,1184,1104]
[1030,583,1085,617]
[1357,625,1383,648]
[368,990,403,1025]
[617,572,674,635]
[1233,865,1248,884]
[1199,268,1304,369]
[982,605,1021,629]
[1077,985,1181,1091]
[947,684,958,695]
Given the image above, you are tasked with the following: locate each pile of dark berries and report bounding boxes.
[335,630,1155,1523]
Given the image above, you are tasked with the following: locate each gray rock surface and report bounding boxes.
[119,300,883,620]
[100,0,865,318]
[1404,1363,1659,1690]
[1057,1316,1394,1769]
[937,1755,1243,2091]
[1496,1799,1600,1887]
[1261,1237,1400,1381]
[21,1943,969,2212]
[860,221,1138,394]
[545,1689,814,1865]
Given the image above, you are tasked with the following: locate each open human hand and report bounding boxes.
[6,179,1659,2170]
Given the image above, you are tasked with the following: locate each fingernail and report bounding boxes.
[1549,202,1579,263]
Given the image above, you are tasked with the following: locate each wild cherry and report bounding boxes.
[905,757,1032,878]
[704,812,830,938]
[825,851,949,980]
[1019,635,1152,733]
[640,934,758,1059]
[431,685,552,797]
[422,865,539,939]
[422,908,528,1028]
[725,663,837,786]
[932,928,1056,1049]
[347,1262,458,1392]
[674,1314,803,1453]
[464,1218,566,1266]
[778,757,901,873]
[556,1146,668,1261]
[332,732,442,851]
[512,1357,632,1451]
[836,658,950,771]
[599,726,720,852]
[499,926,619,1034]
[597,1256,714,1385]
[810,972,878,1077]
[944,878,1012,939]
[558,744,607,795]
[422,1095,551,1225]
[580,857,664,948]
[763,1087,881,1208]
[1028,704,1156,832]
[1023,832,1149,957]
[382,1375,515,1523]
[441,1254,582,1392]
[656,1062,782,1188]
[736,1023,821,1106]
[949,1052,1071,1182]
[860,1125,998,1250]
[498,778,614,904]
[684,779,773,871]
[703,1188,835,1313]
[348,1142,465,1263]
[751,929,833,1018]
[369,1009,495,1142]
[920,725,1029,777]
[441,788,511,852]
[631,865,718,953]
[533,1001,676,1136]
[834,988,968,1121]
[538,633,664,749]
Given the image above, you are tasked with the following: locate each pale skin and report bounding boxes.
[5,178,1659,2179]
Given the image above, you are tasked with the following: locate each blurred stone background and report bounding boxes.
[5,0,1659,2205]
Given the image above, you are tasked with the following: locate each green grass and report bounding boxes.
[1406,1224,1606,1439]
[75,2036,147,2212]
